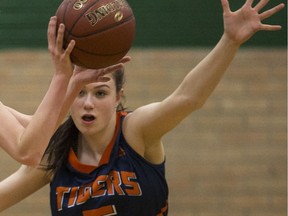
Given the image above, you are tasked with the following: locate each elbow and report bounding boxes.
[192,99,206,110]
[184,96,207,112]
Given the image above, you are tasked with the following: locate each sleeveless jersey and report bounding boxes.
[50,112,169,216]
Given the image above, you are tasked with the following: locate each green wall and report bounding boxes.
[0,0,286,49]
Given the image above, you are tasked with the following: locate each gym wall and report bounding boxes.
[0,0,286,49]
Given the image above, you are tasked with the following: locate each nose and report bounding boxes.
[83,94,94,110]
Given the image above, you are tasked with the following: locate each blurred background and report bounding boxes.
[0,0,286,48]
[0,0,286,215]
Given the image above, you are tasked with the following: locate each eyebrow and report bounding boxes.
[93,84,110,89]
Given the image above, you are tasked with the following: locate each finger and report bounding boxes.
[221,0,231,14]
[260,3,285,20]
[118,56,132,64]
[104,63,124,74]
[56,23,65,51]
[97,77,111,82]
[64,40,75,56]
[74,65,86,73]
[260,23,282,31]
[254,0,269,12]
[85,70,112,83]
[77,72,109,84]
[245,0,254,7]
[47,16,57,51]
[96,64,123,78]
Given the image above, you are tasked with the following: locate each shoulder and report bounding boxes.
[121,110,165,164]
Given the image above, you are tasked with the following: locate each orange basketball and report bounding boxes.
[55,0,136,69]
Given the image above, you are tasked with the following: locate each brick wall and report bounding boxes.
[0,48,286,215]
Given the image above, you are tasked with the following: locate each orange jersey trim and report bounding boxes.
[68,112,126,174]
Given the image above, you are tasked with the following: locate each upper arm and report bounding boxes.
[0,165,49,212]
[123,95,193,164]
[124,93,194,142]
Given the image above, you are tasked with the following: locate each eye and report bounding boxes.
[95,90,107,98]
[78,89,86,97]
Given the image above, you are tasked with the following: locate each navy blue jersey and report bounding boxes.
[50,112,169,216]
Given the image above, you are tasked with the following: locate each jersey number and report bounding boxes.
[83,205,117,216]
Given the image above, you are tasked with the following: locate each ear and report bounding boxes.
[116,88,124,104]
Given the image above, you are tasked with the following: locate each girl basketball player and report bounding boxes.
[0,0,284,215]
[0,16,129,166]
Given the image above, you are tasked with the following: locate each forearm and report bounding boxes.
[176,34,240,110]
[17,74,70,165]
[0,165,49,212]
[0,75,69,165]
[5,106,32,127]
[130,35,241,141]
[57,78,81,126]
[0,16,76,165]
[0,102,28,160]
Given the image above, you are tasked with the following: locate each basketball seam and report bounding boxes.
[71,48,129,68]
[70,15,135,38]
[73,46,130,56]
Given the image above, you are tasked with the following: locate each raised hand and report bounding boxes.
[72,56,131,85]
[221,0,285,45]
[47,16,75,78]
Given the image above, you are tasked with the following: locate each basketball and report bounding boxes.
[55,0,136,69]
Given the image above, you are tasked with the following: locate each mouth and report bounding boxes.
[81,114,96,122]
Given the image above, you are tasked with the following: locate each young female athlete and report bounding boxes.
[0,0,284,215]
[0,16,129,166]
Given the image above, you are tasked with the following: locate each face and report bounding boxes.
[70,73,122,137]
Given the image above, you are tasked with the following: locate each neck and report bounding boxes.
[77,113,117,166]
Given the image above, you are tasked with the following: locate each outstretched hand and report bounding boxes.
[221,0,285,45]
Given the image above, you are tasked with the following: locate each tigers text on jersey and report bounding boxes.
[50,111,169,216]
